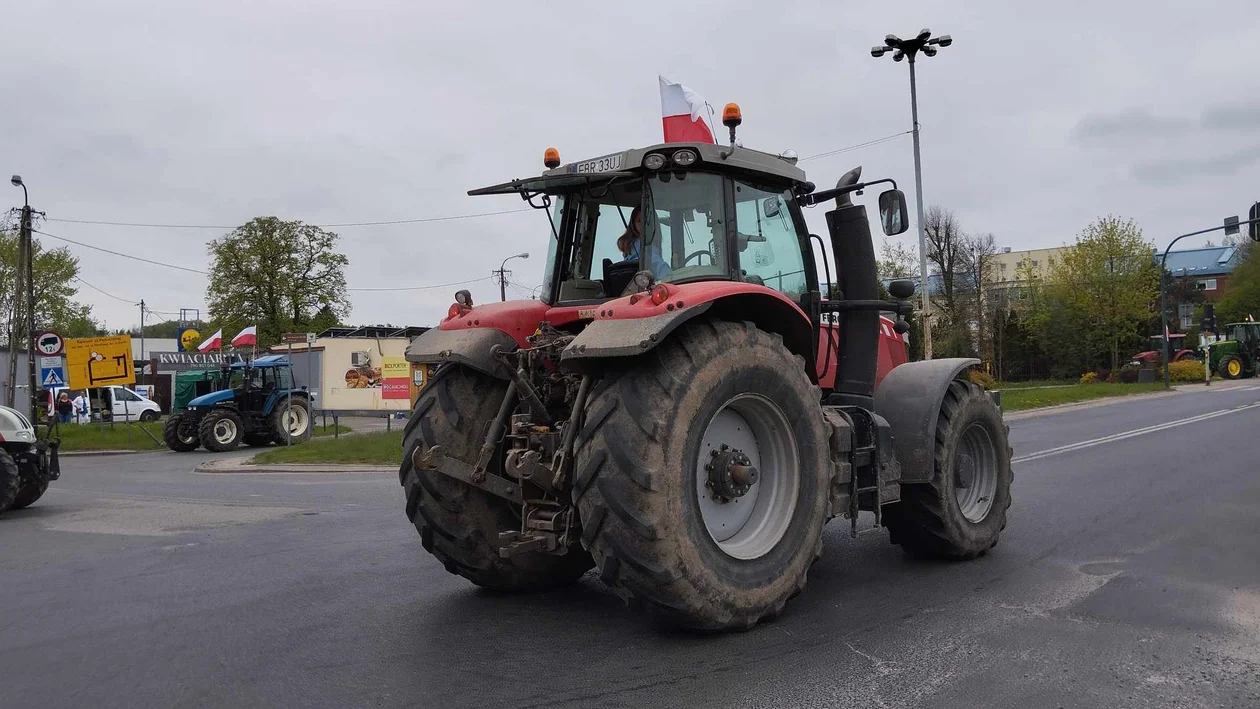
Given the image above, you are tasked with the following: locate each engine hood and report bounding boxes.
[188,389,236,408]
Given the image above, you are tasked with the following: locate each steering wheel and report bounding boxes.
[684,250,713,266]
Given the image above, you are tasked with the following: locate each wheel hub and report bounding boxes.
[705,445,759,501]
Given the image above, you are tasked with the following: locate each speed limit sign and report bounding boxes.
[34,330,65,357]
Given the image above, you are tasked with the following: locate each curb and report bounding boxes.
[59,449,159,457]
[195,456,395,475]
[1002,382,1238,421]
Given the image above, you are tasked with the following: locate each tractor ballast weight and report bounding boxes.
[400,129,1012,630]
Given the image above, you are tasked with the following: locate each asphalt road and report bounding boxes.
[3,384,1260,708]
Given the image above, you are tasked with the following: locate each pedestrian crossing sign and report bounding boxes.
[41,368,66,387]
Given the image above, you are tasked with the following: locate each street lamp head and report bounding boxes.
[10,175,22,187]
[871,46,889,57]
[922,45,937,57]
[516,252,529,260]
[884,34,900,47]
[936,34,952,47]
[917,28,931,41]
[893,50,905,62]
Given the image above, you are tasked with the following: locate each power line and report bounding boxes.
[73,276,137,304]
[42,207,533,230]
[799,130,912,162]
[346,276,494,292]
[35,229,209,274]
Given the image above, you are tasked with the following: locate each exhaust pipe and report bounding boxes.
[825,170,878,409]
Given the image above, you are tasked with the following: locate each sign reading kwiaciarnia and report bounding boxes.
[66,335,136,389]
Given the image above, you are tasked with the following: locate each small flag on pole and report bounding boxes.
[198,329,223,352]
[659,76,716,144]
[231,326,258,348]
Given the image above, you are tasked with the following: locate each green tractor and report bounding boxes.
[163,355,312,452]
[1209,322,1260,379]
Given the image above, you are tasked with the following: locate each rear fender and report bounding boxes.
[405,327,517,380]
[873,357,981,484]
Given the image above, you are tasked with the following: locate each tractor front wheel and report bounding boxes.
[573,319,830,630]
[163,414,200,452]
[884,380,1013,559]
[10,478,49,510]
[1218,354,1244,380]
[199,409,244,452]
[0,449,20,514]
[400,365,594,591]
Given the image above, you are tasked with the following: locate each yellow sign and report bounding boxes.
[66,335,136,389]
[381,357,409,380]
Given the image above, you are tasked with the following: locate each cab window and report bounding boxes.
[553,179,642,302]
[733,181,807,297]
[649,171,727,284]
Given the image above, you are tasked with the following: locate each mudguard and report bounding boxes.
[874,357,981,484]
[404,327,517,379]
[561,302,713,363]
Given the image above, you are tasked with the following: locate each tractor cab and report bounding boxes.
[225,356,297,411]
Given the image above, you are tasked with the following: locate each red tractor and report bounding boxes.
[401,109,1012,629]
[1129,333,1199,368]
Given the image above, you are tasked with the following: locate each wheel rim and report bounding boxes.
[1229,360,1241,376]
[694,393,799,560]
[954,422,998,523]
[284,405,309,436]
[213,418,238,444]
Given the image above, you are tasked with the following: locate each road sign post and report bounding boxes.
[281,333,309,446]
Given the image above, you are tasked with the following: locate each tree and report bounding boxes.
[205,218,350,347]
[0,229,100,347]
[1218,245,1260,324]
[958,232,999,359]
[1039,216,1158,373]
[923,205,965,315]
[877,238,918,281]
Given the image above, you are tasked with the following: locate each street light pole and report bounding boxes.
[873,29,951,360]
[11,175,37,421]
[495,252,529,302]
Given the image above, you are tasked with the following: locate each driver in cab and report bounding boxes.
[616,206,671,279]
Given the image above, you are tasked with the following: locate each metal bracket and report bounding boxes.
[413,445,523,505]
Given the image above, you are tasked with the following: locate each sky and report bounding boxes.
[4,0,1259,331]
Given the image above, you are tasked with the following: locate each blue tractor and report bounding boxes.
[163,355,313,452]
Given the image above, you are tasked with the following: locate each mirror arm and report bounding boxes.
[797,178,898,207]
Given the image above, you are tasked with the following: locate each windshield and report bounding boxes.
[646,171,728,285]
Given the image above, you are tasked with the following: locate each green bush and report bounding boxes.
[1079,372,1097,385]
[969,369,997,390]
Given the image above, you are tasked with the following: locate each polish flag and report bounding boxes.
[231,326,258,348]
[198,329,223,352]
[659,76,715,144]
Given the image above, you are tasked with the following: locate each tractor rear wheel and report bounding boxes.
[573,319,830,630]
[884,380,1012,559]
[400,365,594,591]
[269,397,311,444]
[163,414,200,452]
[199,409,244,452]
[1218,354,1244,380]
[0,449,20,514]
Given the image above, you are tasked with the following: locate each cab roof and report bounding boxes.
[469,142,807,196]
[232,355,291,369]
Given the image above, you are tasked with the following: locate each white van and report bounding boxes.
[51,386,162,422]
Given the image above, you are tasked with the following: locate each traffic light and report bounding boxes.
[1250,202,1260,242]
[1201,303,1217,334]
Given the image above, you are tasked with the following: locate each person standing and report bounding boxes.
[72,390,89,424]
[55,392,74,424]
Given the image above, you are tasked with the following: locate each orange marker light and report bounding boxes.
[650,283,671,306]
[722,103,742,128]
[544,147,561,168]
[447,303,463,320]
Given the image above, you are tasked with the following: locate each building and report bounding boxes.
[1160,245,1244,330]
[989,246,1073,290]
[269,325,431,414]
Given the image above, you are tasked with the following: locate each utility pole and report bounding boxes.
[139,299,146,384]
[872,29,952,360]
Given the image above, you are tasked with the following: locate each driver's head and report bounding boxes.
[617,205,644,256]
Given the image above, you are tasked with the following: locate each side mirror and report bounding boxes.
[763,196,781,218]
[878,189,909,236]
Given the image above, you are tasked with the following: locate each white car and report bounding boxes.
[0,405,58,513]
[49,385,163,423]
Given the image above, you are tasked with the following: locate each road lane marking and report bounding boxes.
[1012,401,1260,464]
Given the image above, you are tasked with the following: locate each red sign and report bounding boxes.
[382,379,409,400]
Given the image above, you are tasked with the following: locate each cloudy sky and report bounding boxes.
[5,0,1258,330]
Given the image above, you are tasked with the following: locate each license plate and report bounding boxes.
[571,153,624,174]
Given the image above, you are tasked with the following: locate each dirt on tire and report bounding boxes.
[400,365,594,591]
[163,414,199,452]
[884,380,1013,559]
[572,319,831,630]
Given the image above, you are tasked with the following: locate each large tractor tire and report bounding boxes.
[199,409,244,452]
[163,414,200,452]
[884,380,1013,560]
[269,396,312,445]
[400,365,594,591]
[11,478,49,510]
[573,319,831,630]
[0,449,20,514]
[1218,354,1244,380]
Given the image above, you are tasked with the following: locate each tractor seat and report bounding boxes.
[603,258,638,297]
